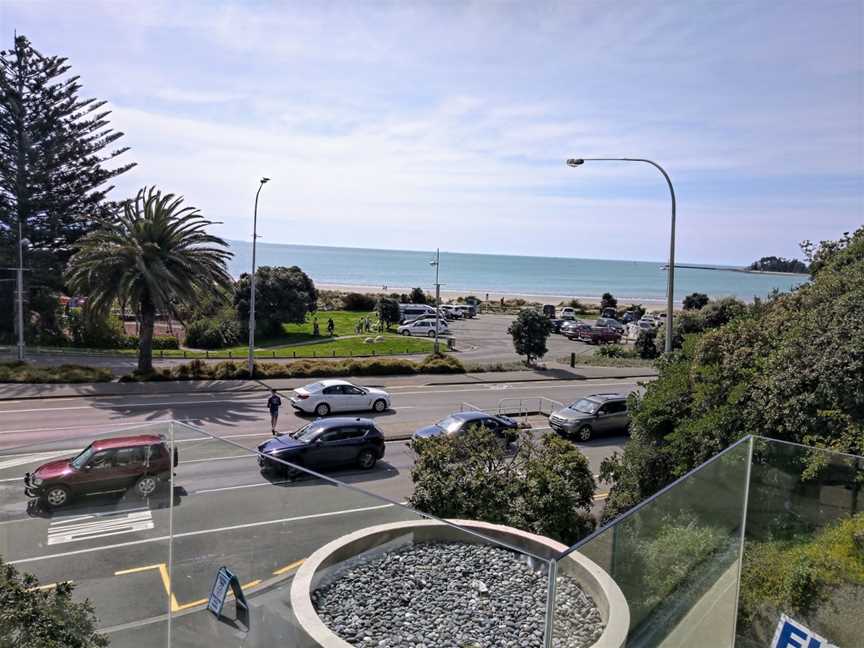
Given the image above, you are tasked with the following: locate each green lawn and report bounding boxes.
[23,311,442,359]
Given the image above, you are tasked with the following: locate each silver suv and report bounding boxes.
[549,394,630,441]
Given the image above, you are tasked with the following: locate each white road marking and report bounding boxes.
[10,503,394,565]
[0,450,70,470]
[47,509,154,546]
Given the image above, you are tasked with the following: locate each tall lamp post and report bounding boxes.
[247,177,270,377]
[429,249,441,353]
[566,157,677,353]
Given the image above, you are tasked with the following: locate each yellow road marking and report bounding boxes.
[115,564,163,576]
[29,581,71,591]
[273,559,304,575]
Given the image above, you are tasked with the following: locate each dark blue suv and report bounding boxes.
[257,417,385,476]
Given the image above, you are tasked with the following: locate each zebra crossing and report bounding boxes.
[47,508,154,546]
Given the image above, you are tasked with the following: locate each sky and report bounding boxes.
[2,1,862,264]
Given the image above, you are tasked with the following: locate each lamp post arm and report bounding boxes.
[571,158,676,353]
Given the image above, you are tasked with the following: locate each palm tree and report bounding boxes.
[67,187,233,372]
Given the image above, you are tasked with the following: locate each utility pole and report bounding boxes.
[430,249,441,353]
[247,177,270,377]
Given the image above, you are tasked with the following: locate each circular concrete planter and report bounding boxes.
[291,519,629,648]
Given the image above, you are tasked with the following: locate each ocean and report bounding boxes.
[226,240,809,304]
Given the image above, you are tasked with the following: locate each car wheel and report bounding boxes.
[315,402,331,417]
[372,399,387,413]
[576,425,593,442]
[401,330,411,336]
[357,449,377,470]
[135,475,158,498]
[44,485,71,508]
[427,330,436,338]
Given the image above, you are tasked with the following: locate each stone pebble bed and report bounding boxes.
[312,541,605,648]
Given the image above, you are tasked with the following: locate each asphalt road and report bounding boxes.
[0,377,643,646]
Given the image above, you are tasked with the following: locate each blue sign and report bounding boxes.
[208,566,233,617]
[770,615,837,648]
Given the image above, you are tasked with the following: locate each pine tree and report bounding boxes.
[0,34,135,341]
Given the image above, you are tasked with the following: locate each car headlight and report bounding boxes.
[30,476,43,486]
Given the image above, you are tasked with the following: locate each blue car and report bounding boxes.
[412,411,519,442]
[257,417,385,476]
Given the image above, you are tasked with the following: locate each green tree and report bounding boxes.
[408,287,428,304]
[376,297,401,329]
[340,292,375,311]
[601,292,618,310]
[682,292,709,310]
[66,187,232,372]
[601,227,864,522]
[0,35,135,342]
[410,428,596,545]
[0,557,108,647]
[635,328,659,359]
[235,266,317,338]
[507,308,552,364]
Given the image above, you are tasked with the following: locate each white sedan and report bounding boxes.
[290,380,391,417]
[397,319,449,337]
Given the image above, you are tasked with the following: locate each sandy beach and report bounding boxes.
[316,283,671,307]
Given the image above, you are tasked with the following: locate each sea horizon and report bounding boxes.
[225,239,809,304]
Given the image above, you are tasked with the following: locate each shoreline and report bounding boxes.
[316,283,673,307]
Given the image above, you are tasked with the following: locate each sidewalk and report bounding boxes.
[0,364,656,401]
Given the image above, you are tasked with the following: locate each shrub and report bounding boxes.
[600,292,618,310]
[68,310,126,348]
[683,292,710,310]
[185,318,241,349]
[596,344,639,359]
[635,328,659,359]
[418,353,465,374]
[410,429,596,546]
[0,362,112,383]
[342,292,377,311]
[408,287,428,304]
[507,308,553,364]
[376,297,401,329]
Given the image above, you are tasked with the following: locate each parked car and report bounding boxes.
[456,305,476,318]
[542,304,557,319]
[412,411,519,443]
[579,326,622,344]
[595,317,625,332]
[257,417,385,475]
[549,318,565,333]
[562,321,592,340]
[398,318,449,337]
[442,305,463,319]
[290,380,391,417]
[560,307,577,320]
[600,307,618,319]
[549,394,630,441]
[621,310,639,324]
[24,434,177,508]
[639,315,660,328]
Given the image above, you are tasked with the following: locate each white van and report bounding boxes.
[399,304,436,324]
[560,307,577,320]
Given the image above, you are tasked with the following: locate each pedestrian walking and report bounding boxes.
[267,389,282,434]
[327,318,335,336]
[313,319,320,336]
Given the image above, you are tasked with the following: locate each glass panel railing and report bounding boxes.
[735,438,864,648]
[0,423,175,647]
[164,421,555,648]
[552,436,752,648]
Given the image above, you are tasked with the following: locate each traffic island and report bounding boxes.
[290,519,629,647]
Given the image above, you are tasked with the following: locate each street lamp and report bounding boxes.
[247,177,270,377]
[429,249,441,354]
[566,157,677,353]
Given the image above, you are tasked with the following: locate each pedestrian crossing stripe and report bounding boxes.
[47,509,154,545]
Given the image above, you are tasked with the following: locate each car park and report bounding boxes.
[397,318,449,337]
[24,434,177,508]
[549,394,630,441]
[257,417,385,475]
[412,411,519,443]
[291,380,391,417]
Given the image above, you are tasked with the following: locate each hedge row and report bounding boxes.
[0,362,113,384]
[122,353,465,382]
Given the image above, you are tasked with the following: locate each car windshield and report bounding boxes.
[568,399,600,414]
[291,422,328,443]
[70,444,95,469]
[436,416,464,433]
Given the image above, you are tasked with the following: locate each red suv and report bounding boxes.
[579,326,622,345]
[24,435,177,508]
